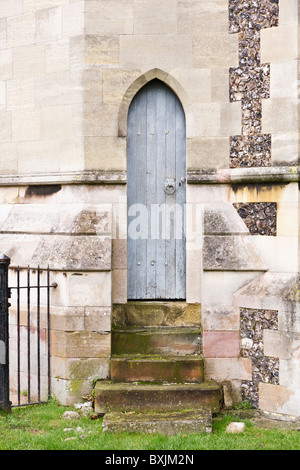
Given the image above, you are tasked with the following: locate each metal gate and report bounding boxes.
[0,254,56,411]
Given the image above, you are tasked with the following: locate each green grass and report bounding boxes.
[0,401,299,450]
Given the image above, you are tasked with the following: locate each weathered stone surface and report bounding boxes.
[259,383,300,417]
[222,380,243,409]
[112,327,201,357]
[31,235,111,271]
[0,204,112,234]
[102,410,212,435]
[94,381,222,414]
[0,233,111,271]
[84,307,111,332]
[112,302,201,328]
[111,356,204,384]
[233,272,300,324]
[51,331,111,358]
[225,422,245,433]
[263,330,300,361]
[0,203,112,270]
[205,358,252,382]
[62,410,80,420]
[51,357,109,381]
[203,235,267,271]
[204,203,249,235]
[203,331,240,358]
[202,306,240,331]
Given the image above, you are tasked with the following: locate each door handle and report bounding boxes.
[164,178,176,195]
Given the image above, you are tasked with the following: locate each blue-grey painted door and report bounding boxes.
[127,80,186,300]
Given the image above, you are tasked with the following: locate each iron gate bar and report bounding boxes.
[37,266,40,403]
[0,255,11,412]
[47,267,51,401]
[17,267,20,406]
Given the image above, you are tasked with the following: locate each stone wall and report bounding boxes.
[0,0,86,175]
[0,0,298,413]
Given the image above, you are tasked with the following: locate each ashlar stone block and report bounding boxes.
[134,0,177,35]
[62,1,85,38]
[203,331,240,358]
[120,35,192,72]
[85,0,134,35]
[7,77,35,111]
[0,49,12,80]
[13,44,45,79]
[7,13,36,48]
[46,39,70,74]
[259,383,300,417]
[0,0,23,18]
[51,331,111,359]
[24,0,68,12]
[205,358,252,381]
[84,35,119,66]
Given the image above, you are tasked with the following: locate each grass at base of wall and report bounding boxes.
[0,400,299,451]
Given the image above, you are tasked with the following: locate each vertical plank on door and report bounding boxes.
[175,99,186,299]
[127,97,136,298]
[165,91,176,299]
[146,84,157,298]
[135,89,148,299]
[155,84,167,299]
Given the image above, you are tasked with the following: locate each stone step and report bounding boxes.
[94,381,222,414]
[111,327,202,356]
[113,302,201,328]
[110,356,204,383]
[102,409,213,435]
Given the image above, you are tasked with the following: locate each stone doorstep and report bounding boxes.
[111,327,202,356]
[112,302,201,328]
[110,355,204,384]
[94,381,222,414]
[102,410,213,435]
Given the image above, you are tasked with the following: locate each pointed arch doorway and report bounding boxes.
[127,79,186,300]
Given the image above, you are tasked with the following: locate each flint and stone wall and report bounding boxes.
[0,0,299,415]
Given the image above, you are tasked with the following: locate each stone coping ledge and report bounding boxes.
[187,166,300,184]
[0,167,299,187]
[0,171,127,186]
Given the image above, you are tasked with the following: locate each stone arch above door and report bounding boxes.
[118,68,188,138]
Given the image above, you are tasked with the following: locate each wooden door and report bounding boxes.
[127,80,186,300]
